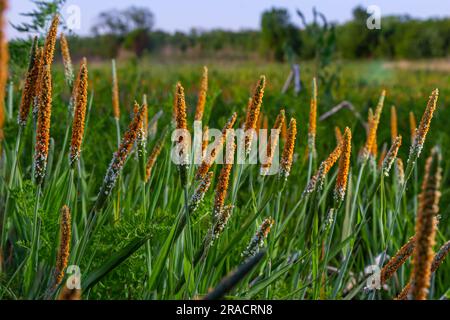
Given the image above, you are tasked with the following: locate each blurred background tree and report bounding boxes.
[91,6,154,58]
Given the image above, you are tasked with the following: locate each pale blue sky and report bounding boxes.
[6,0,450,39]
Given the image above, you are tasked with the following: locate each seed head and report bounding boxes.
[377,143,387,170]
[281,116,287,142]
[60,33,74,87]
[0,0,8,143]
[390,105,398,142]
[145,133,166,183]
[409,146,442,300]
[42,15,59,67]
[304,143,342,196]
[95,104,144,211]
[213,140,235,217]
[334,127,351,203]
[244,75,265,154]
[34,65,53,185]
[69,59,88,166]
[279,118,297,180]
[395,157,405,186]
[242,217,274,258]
[409,111,417,143]
[361,90,385,161]
[334,126,343,145]
[261,109,285,175]
[189,171,214,213]
[196,112,237,180]
[54,205,71,287]
[195,66,208,121]
[308,78,317,155]
[397,240,450,300]
[212,204,234,242]
[32,47,44,116]
[380,236,416,285]
[111,59,120,119]
[409,89,439,160]
[18,37,39,126]
[382,135,402,177]
[202,125,209,160]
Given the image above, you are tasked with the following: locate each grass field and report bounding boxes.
[0,36,449,300]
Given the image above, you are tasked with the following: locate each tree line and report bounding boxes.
[10,4,450,64]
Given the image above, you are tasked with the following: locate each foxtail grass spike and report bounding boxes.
[213,140,235,217]
[361,90,385,161]
[382,135,402,177]
[142,94,148,138]
[212,204,234,242]
[42,15,59,67]
[195,66,208,121]
[397,240,450,300]
[409,89,439,161]
[134,101,147,160]
[279,118,297,180]
[189,171,213,213]
[409,111,417,143]
[111,59,120,120]
[377,143,387,169]
[380,236,416,285]
[261,109,285,175]
[54,205,71,287]
[334,127,351,203]
[34,65,53,185]
[244,75,265,154]
[60,33,74,87]
[202,125,209,160]
[395,158,405,186]
[94,103,144,212]
[308,77,317,156]
[409,146,442,300]
[305,143,342,195]
[18,36,39,126]
[0,0,8,145]
[145,132,167,183]
[69,59,88,166]
[32,47,44,117]
[242,218,274,258]
[281,116,287,141]
[174,82,190,186]
[335,126,343,145]
[391,105,398,142]
[196,112,237,180]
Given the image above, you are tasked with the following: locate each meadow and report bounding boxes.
[0,17,449,300]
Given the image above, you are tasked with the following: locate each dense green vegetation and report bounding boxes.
[0,56,449,299]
